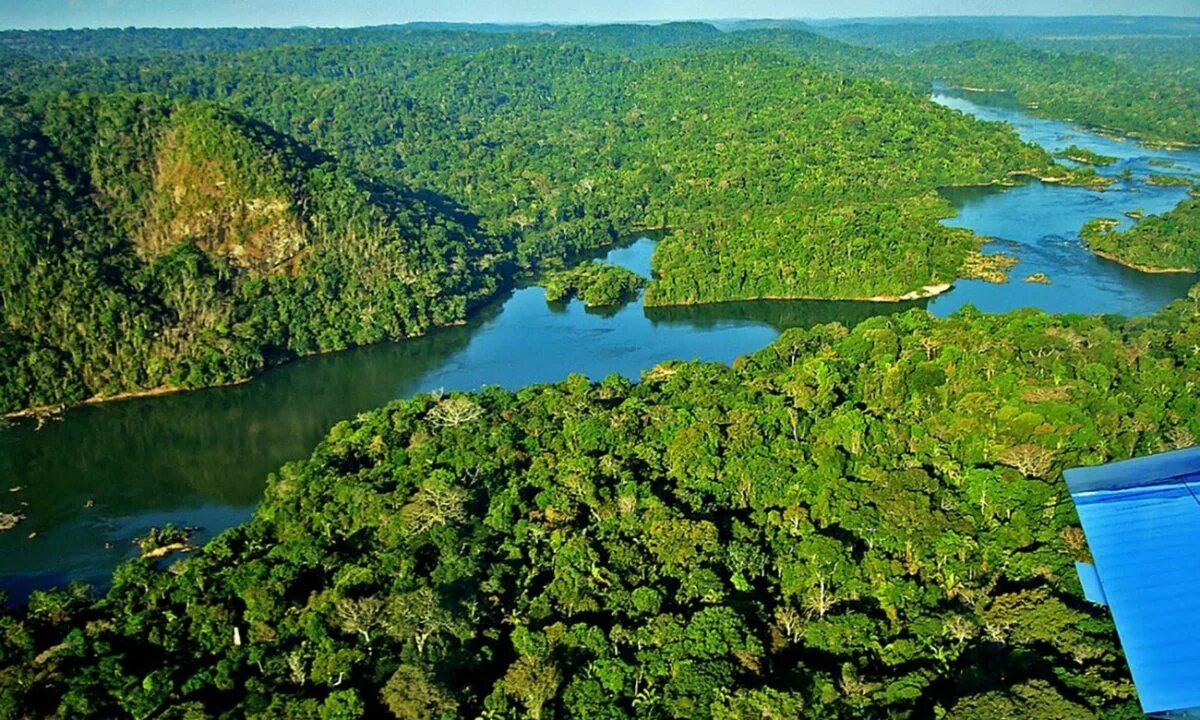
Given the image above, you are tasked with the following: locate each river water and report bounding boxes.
[1,90,1197,599]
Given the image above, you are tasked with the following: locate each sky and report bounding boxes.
[0,0,1197,30]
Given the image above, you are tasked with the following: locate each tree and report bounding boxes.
[503,656,560,720]
[399,476,468,533]
[336,596,385,644]
[426,396,485,428]
[381,665,457,720]
[998,443,1056,478]
[384,588,461,655]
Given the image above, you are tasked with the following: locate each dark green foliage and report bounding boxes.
[1082,198,1200,271]
[4,289,1199,718]
[541,263,645,307]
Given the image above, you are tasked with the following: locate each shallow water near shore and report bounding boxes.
[1,90,1197,601]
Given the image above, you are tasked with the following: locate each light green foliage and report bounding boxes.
[381,665,457,720]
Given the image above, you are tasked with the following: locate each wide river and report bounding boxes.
[1,91,1198,600]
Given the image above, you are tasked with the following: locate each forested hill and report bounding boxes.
[3,286,1198,719]
[0,94,504,414]
[3,40,1060,294]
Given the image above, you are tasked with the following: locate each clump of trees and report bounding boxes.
[1053,145,1117,166]
[541,263,645,307]
[3,285,1198,719]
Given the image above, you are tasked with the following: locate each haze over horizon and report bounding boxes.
[1,0,1197,31]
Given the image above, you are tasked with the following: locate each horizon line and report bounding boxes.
[3,13,1199,33]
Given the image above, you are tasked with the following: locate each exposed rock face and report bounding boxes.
[135,110,310,275]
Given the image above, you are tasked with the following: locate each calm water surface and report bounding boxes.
[2,92,1197,599]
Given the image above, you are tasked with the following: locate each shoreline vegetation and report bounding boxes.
[1082,204,1200,274]
[3,318,473,421]
[641,282,954,308]
[2,272,959,420]
[1089,247,1197,274]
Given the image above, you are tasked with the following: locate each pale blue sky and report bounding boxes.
[1,0,1196,30]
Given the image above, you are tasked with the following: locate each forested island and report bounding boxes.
[541,264,646,307]
[1083,198,1200,273]
[1053,146,1116,167]
[2,15,1200,720]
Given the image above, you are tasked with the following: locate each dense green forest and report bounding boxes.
[3,27,1085,411]
[5,19,1196,147]
[3,286,1199,718]
[905,40,1200,146]
[0,94,504,413]
[1082,198,1200,272]
[808,18,1200,145]
[4,16,1200,720]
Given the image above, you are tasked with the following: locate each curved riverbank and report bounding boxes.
[2,319,474,420]
[642,282,954,308]
[1089,247,1196,275]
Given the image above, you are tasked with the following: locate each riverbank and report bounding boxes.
[2,380,251,422]
[642,282,953,308]
[1090,248,1197,275]
[939,169,1109,191]
[943,86,1200,151]
[2,318,474,420]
